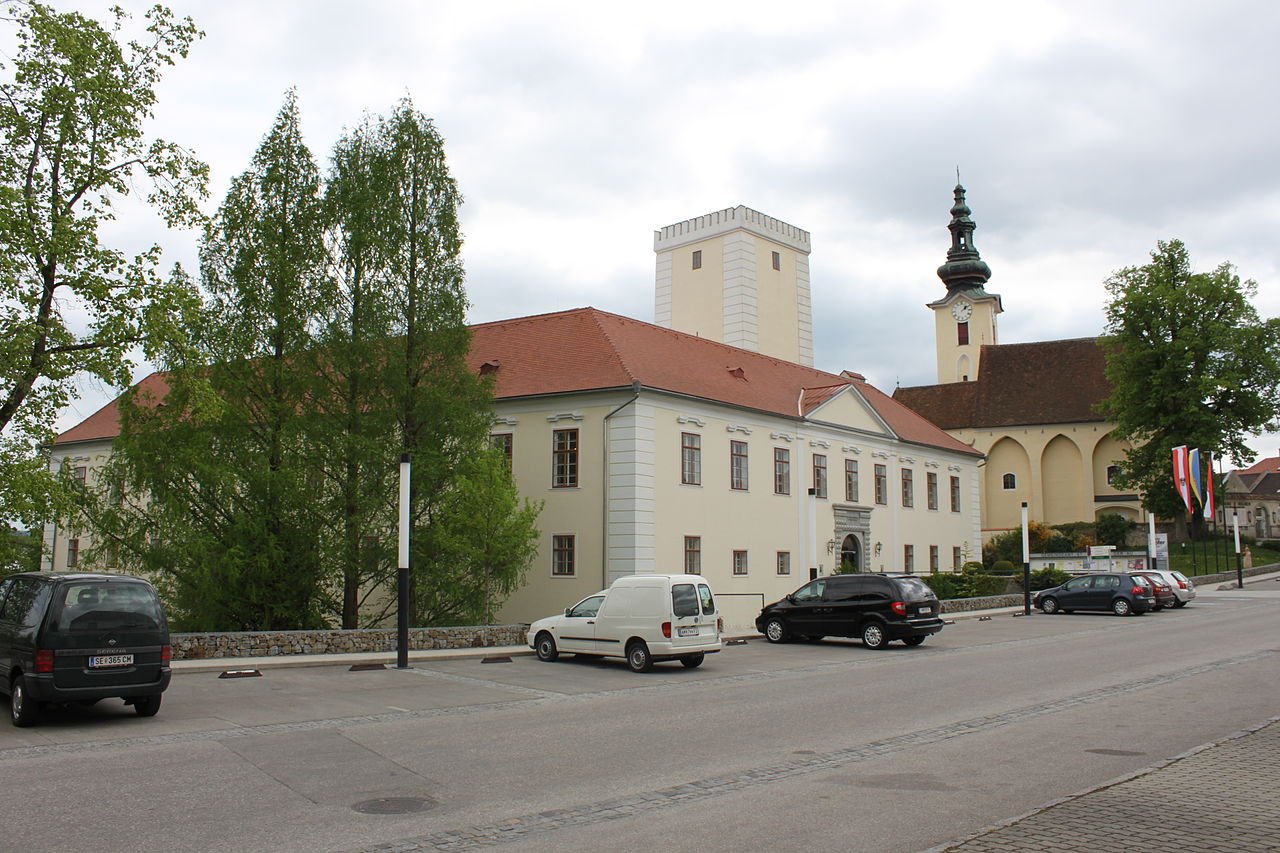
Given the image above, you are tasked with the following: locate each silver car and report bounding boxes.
[1143,568,1195,607]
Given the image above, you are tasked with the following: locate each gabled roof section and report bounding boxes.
[57,307,979,458]
[894,337,1111,430]
[55,373,171,445]
[1238,452,1280,476]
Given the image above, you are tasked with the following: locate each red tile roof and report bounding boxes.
[1238,453,1280,476]
[893,338,1112,429]
[57,307,978,457]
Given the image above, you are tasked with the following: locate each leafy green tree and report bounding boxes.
[94,93,329,630]
[0,3,205,531]
[366,99,538,626]
[1099,240,1280,532]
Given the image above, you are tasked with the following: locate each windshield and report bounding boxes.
[672,584,699,618]
[49,582,165,632]
[895,578,935,601]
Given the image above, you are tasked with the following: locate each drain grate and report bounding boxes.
[481,656,512,664]
[352,796,436,815]
[1085,748,1147,757]
[218,669,262,679]
[349,663,387,672]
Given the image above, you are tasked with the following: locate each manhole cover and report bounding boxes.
[352,796,436,815]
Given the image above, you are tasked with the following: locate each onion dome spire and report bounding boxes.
[936,183,992,292]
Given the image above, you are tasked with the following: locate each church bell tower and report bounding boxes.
[927,183,1002,383]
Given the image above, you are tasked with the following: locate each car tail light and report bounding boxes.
[35,649,54,674]
[891,601,907,616]
[161,645,172,664]
[662,621,672,639]
[1131,586,1144,596]
[1177,580,1187,589]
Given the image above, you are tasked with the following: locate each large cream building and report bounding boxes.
[894,185,1147,539]
[42,205,986,629]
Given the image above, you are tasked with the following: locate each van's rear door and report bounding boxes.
[670,581,719,648]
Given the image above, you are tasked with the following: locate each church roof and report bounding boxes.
[893,337,1113,429]
[56,307,978,457]
[1237,452,1280,476]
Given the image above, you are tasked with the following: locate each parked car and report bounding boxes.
[755,573,944,649]
[1033,573,1156,617]
[527,574,722,672]
[1133,571,1177,610]
[1143,568,1196,607]
[1,572,172,727]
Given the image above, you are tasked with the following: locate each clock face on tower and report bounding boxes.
[950,300,973,322]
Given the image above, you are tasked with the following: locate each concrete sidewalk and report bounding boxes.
[930,716,1280,852]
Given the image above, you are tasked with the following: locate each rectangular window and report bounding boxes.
[491,433,513,472]
[684,536,701,575]
[950,475,961,513]
[733,550,749,576]
[874,464,887,505]
[930,545,939,572]
[845,459,859,503]
[692,249,702,270]
[957,321,969,346]
[776,551,791,576]
[552,535,576,576]
[927,472,939,510]
[901,469,914,508]
[66,538,79,568]
[552,429,578,488]
[774,448,790,495]
[681,432,702,485]
[772,250,781,271]
[73,465,87,488]
[812,454,827,499]
[953,546,963,571]
[730,440,749,490]
[904,544,914,573]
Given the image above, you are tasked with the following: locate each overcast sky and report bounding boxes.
[36,0,1280,463]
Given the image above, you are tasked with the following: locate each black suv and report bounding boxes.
[756,574,944,649]
[1,572,172,727]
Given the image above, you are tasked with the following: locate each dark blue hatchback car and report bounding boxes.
[1033,572,1156,617]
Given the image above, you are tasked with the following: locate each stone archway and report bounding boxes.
[840,535,861,573]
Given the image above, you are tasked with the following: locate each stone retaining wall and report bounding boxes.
[940,594,1025,613]
[171,625,529,660]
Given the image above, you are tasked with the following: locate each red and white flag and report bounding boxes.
[1171,445,1193,515]
[1203,450,1216,521]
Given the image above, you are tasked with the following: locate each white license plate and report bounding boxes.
[677,626,698,637]
[918,606,932,615]
[89,654,133,669]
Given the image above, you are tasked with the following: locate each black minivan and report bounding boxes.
[0,572,172,727]
[756,573,944,649]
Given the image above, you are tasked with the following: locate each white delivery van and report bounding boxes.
[527,574,723,672]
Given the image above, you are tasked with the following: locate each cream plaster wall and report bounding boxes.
[951,422,1143,537]
[933,296,999,382]
[41,440,114,573]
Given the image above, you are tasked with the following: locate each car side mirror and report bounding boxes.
[786,594,796,604]
[564,608,572,617]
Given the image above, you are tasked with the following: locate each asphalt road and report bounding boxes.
[3,584,1279,853]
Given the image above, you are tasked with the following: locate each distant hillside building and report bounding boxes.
[1221,452,1280,539]
[893,185,1147,539]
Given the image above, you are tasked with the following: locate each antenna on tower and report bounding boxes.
[956,165,961,185]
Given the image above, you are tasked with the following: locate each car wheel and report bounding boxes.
[132,695,162,718]
[626,641,653,673]
[1173,599,1188,608]
[903,636,925,647]
[763,618,789,644]
[10,675,39,728]
[1040,597,1059,615]
[534,632,559,662]
[680,653,704,669]
[1112,598,1132,617]
[862,621,887,650]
